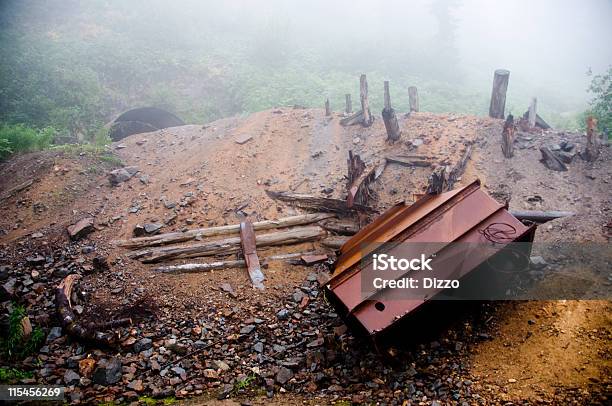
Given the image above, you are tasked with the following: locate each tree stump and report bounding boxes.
[489,69,510,119]
[325,98,331,116]
[501,114,515,158]
[345,94,352,114]
[408,86,419,112]
[360,74,374,127]
[382,81,401,142]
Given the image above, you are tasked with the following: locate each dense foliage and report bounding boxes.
[585,66,611,136]
[0,0,603,159]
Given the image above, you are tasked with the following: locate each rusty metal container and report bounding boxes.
[325,180,536,337]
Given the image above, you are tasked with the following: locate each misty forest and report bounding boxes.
[0,0,610,405]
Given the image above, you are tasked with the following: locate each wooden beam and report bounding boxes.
[489,69,510,119]
[115,213,334,249]
[446,145,472,190]
[240,219,264,289]
[133,226,327,263]
[266,190,373,213]
[539,147,568,171]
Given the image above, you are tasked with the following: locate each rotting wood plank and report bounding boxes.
[266,190,373,213]
[115,213,334,249]
[133,226,328,263]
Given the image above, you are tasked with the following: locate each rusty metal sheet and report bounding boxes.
[240,219,264,289]
[326,180,537,336]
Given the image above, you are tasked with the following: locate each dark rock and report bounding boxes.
[109,166,139,186]
[81,246,95,254]
[67,218,95,240]
[63,369,80,386]
[46,327,62,342]
[240,325,255,335]
[133,224,146,237]
[253,342,264,353]
[276,309,290,320]
[26,255,46,265]
[143,223,163,234]
[92,357,122,385]
[134,338,153,353]
[556,150,575,164]
[275,367,293,385]
[92,256,109,272]
[1,278,17,300]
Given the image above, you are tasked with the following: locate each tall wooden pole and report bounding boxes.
[585,116,599,161]
[345,94,352,114]
[528,97,537,128]
[325,98,331,116]
[360,74,373,127]
[489,69,510,119]
[408,86,419,112]
[382,81,401,142]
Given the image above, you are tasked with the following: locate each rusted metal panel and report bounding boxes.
[326,180,536,336]
[240,219,265,289]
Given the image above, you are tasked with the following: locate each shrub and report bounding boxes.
[0,124,55,160]
[0,303,45,360]
[585,66,611,137]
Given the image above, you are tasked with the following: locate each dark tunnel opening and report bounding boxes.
[109,107,185,141]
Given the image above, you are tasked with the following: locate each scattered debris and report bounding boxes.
[539,147,568,171]
[0,178,33,202]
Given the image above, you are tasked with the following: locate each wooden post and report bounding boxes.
[584,115,599,161]
[408,86,419,112]
[325,98,331,116]
[501,114,515,158]
[528,97,537,128]
[382,81,401,142]
[489,69,510,119]
[345,94,352,114]
[383,81,391,110]
[360,74,373,127]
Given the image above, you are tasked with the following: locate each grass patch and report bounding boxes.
[0,124,55,160]
[0,367,33,383]
[0,303,45,361]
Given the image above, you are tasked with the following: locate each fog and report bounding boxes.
[1,0,610,133]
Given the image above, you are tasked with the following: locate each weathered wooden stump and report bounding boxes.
[584,116,599,161]
[382,81,401,142]
[528,97,537,128]
[501,114,515,158]
[360,74,374,127]
[489,69,510,119]
[345,94,352,114]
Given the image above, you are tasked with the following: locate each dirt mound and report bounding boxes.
[0,108,609,404]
